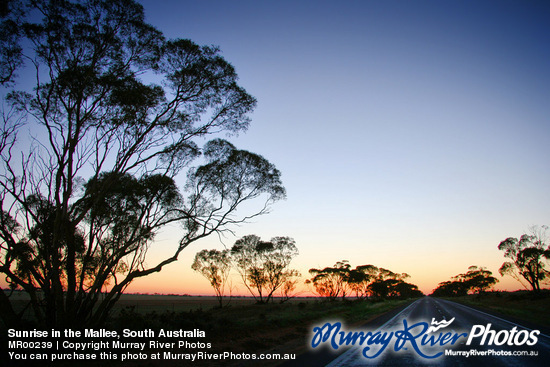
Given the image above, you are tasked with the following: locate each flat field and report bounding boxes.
[446,291,550,329]
[112,294,263,313]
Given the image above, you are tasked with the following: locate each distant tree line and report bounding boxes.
[306,261,423,301]
[195,225,550,306]
[431,266,498,297]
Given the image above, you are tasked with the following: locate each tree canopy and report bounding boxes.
[307,261,351,301]
[0,0,285,328]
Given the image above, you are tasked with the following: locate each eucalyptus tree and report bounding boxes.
[432,266,498,296]
[364,266,410,299]
[309,262,421,300]
[192,249,232,308]
[431,281,468,297]
[231,235,299,304]
[454,266,498,294]
[0,0,285,328]
[498,225,550,293]
[307,261,351,301]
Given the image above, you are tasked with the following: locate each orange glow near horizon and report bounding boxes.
[0,257,532,297]
[124,256,530,298]
[126,273,528,298]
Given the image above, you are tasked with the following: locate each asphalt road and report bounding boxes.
[321,297,550,366]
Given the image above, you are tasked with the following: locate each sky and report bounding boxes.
[127,0,550,296]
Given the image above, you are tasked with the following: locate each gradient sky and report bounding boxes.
[127,0,550,296]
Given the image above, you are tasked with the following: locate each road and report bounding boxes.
[322,297,550,366]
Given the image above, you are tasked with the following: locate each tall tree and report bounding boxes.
[192,249,232,308]
[0,0,285,328]
[498,226,550,292]
[231,235,299,304]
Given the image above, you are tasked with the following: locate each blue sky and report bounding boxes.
[132,0,550,294]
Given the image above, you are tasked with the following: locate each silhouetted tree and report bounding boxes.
[392,281,424,299]
[369,278,399,299]
[0,0,285,329]
[0,0,24,85]
[432,265,498,296]
[432,281,468,297]
[279,270,301,303]
[347,266,374,298]
[231,235,299,304]
[364,266,410,299]
[455,266,498,294]
[307,261,351,300]
[308,262,422,300]
[306,260,423,301]
[192,249,232,308]
[498,225,550,293]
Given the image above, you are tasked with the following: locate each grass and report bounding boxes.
[442,290,550,328]
[107,294,412,333]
